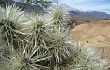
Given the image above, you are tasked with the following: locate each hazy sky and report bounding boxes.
[14,0,110,14]
[61,0,110,14]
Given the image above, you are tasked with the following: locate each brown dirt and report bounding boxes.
[72,20,110,64]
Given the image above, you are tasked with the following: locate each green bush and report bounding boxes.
[0,5,108,70]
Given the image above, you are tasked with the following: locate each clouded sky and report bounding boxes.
[14,0,110,14]
[60,0,110,14]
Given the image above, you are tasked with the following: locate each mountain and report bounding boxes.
[1,0,110,20]
[59,4,110,21]
[69,10,110,21]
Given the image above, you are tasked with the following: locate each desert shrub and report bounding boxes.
[0,5,108,70]
[104,18,109,20]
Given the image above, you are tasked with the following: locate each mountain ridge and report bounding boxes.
[59,4,110,20]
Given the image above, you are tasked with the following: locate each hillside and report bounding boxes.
[72,20,110,46]
[72,20,110,64]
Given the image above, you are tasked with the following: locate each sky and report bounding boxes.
[13,0,110,14]
[60,0,110,14]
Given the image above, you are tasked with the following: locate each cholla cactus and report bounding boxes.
[0,42,51,70]
[50,7,67,26]
[47,26,72,64]
[69,43,107,70]
[0,5,108,70]
[0,5,26,48]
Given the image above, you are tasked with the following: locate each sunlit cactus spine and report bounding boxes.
[0,5,109,70]
[0,5,27,49]
[49,7,68,26]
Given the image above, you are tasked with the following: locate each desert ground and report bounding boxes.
[72,20,110,64]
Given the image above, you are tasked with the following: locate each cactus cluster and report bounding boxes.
[0,5,108,70]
